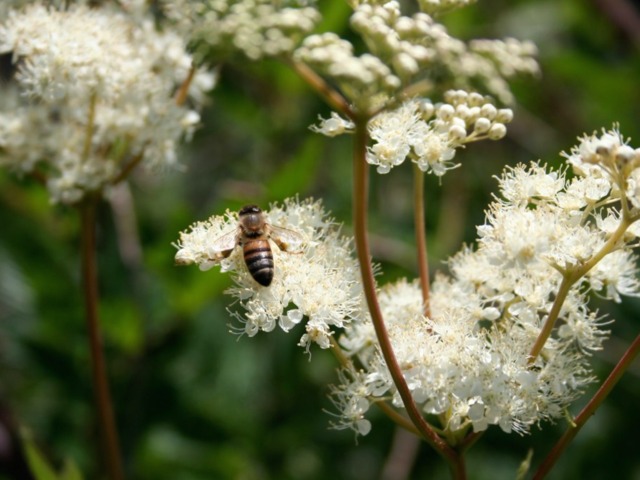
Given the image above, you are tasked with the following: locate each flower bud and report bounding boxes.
[488,123,507,140]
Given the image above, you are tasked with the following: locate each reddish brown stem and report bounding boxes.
[80,200,125,480]
[532,333,640,479]
[289,60,354,120]
[351,119,464,478]
[174,64,197,106]
[110,151,144,185]
[413,164,431,318]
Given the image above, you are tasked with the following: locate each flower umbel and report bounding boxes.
[362,92,512,175]
[295,0,538,111]
[0,3,214,204]
[175,198,365,351]
[162,0,321,61]
[331,128,640,437]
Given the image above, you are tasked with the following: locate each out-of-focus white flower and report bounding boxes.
[0,3,215,204]
[341,1,539,107]
[297,0,537,110]
[294,32,401,112]
[162,0,320,61]
[309,112,355,137]
[175,198,365,352]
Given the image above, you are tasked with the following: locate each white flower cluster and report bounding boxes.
[0,4,215,204]
[350,2,437,81]
[296,0,538,110]
[564,127,640,212]
[174,198,365,352]
[470,38,540,79]
[162,0,321,61]
[294,32,401,111]
[0,0,27,18]
[331,128,640,436]
[362,91,512,175]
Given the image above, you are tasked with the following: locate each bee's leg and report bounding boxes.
[211,248,235,262]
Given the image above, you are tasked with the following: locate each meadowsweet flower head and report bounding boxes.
[174,198,365,352]
[162,0,321,61]
[294,1,536,111]
[0,3,215,204]
[294,32,401,111]
[363,93,512,175]
[331,130,640,436]
[562,126,640,210]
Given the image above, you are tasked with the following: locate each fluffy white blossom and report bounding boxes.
[294,32,401,111]
[310,0,539,108]
[331,129,640,436]
[174,198,365,351]
[363,92,512,175]
[309,112,355,137]
[562,127,640,211]
[0,4,215,204]
[470,38,540,78]
[162,0,321,61]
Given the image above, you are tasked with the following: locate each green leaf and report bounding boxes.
[21,429,84,480]
[21,429,58,480]
[60,459,84,480]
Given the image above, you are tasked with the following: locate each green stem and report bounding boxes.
[413,164,431,318]
[351,119,463,477]
[80,200,125,480]
[328,335,352,369]
[527,275,574,364]
[532,333,640,479]
[528,214,633,364]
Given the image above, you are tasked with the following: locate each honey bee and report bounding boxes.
[210,205,304,286]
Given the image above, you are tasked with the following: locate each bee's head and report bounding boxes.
[239,205,265,233]
[239,205,262,216]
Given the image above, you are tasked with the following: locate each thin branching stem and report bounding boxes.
[82,92,98,163]
[532,333,640,479]
[528,213,633,364]
[374,402,422,438]
[80,199,125,480]
[458,430,484,452]
[527,274,574,365]
[413,164,431,318]
[328,335,352,369]
[289,60,354,120]
[328,336,421,437]
[111,151,144,185]
[351,118,463,477]
[174,63,197,107]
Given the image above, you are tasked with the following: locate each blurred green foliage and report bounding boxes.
[1,0,640,479]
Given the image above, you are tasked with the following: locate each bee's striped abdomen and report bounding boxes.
[243,240,274,286]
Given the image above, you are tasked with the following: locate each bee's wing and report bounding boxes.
[209,228,239,261]
[268,224,305,252]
